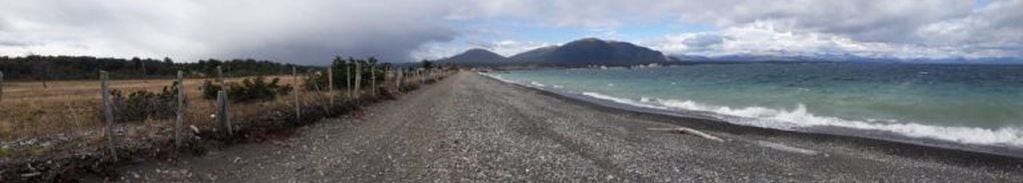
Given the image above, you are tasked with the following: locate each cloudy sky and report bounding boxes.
[1,0,1020,64]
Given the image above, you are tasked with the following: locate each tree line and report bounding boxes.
[0,55,313,81]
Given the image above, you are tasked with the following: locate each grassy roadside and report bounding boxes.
[0,71,454,182]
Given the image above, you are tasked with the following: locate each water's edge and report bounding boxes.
[479,72,1023,159]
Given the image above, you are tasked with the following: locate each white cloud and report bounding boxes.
[644,22,1004,59]
[411,39,553,60]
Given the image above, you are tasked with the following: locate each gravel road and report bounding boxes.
[115,71,1023,182]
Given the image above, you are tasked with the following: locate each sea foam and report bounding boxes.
[592,93,1023,147]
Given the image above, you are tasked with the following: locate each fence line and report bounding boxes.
[8,66,457,164]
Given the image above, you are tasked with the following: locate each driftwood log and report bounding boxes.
[647,127,725,142]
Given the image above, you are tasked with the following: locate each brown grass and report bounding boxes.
[0,74,348,163]
[0,76,307,140]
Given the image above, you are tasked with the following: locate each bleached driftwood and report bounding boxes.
[647,127,725,142]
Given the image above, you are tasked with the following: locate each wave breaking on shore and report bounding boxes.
[481,72,1023,151]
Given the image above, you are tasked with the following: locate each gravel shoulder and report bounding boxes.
[114,71,1023,182]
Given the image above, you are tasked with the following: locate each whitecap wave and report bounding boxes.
[598,93,1023,147]
[530,81,547,87]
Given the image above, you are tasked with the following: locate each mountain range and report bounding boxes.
[438,38,1023,66]
[438,38,669,66]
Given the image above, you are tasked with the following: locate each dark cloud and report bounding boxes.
[682,34,723,48]
[0,0,460,64]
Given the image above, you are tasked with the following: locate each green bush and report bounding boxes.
[108,81,181,123]
[200,76,293,103]
[199,80,222,100]
[303,56,387,91]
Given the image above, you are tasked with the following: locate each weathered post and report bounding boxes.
[0,71,4,103]
[346,61,352,98]
[327,67,334,103]
[292,67,301,121]
[355,62,361,100]
[371,64,377,96]
[216,66,224,88]
[175,71,185,152]
[383,67,389,87]
[216,65,232,136]
[217,90,231,136]
[100,71,117,161]
[310,70,330,115]
[396,69,403,92]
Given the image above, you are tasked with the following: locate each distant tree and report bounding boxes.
[27,55,50,88]
[421,60,434,69]
[0,55,314,80]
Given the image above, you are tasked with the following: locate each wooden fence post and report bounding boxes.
[293,67,301,122]
[310,70,330,115]
[371,65,376,96]
[327,67,334,103]
[217,90,231,136]
[216,66,224,88]
[346,62,352,98]
[175,71,185,152]
[355,62,361,100]
[0,71,4,103]
[100,71,117,161]
[396,69,402,92]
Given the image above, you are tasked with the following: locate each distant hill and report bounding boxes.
[441,38,670,66]
[508,38,668,65]
[437,48,506,65]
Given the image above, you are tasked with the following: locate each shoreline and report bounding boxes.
[478,72,1023,169]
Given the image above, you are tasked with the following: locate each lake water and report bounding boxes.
[484,62,1023,154]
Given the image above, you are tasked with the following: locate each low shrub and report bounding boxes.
[398,84,419,92]
[199,80,222,100]
[199,76,293,103]
[107,81,181,123]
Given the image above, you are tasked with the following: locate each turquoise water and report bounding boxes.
[485,63,1023,148]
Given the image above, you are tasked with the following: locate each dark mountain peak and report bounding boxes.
[507,46,558,62]
[548,38,667,65]
[454,38,669,66]
[463,48,502,56]
[574,37,606,42]
[439,48,505,63]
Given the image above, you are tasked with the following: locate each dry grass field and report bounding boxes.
[0,74,358,159]
[0,76,305,139]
